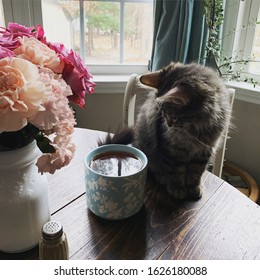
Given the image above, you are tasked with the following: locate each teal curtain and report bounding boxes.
[150,0,208,71]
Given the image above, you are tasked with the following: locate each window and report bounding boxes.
[41,0,153,74]
[222,0,260,83]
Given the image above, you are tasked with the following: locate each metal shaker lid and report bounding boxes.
[42,220,63,240]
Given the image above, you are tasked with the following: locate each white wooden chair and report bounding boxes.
[122,74,235,177]
[211,88,235,177]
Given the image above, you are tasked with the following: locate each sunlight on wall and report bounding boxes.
[41,0,73,49]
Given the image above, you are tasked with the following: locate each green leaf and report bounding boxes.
[36,136,56,154]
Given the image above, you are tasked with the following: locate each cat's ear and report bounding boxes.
[157,86,191,107]
[139,70,162,89]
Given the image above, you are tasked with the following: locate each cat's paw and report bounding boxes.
[188,185,203,200]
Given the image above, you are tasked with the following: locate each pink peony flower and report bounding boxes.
[0,23,95,174]
[0,23,45,51]
[7,22,35,37]
[1,22,95,107]
[30,68,75,131]
[0,26,21,50]
[36,114,76,174]
[0,46,14,59]
[14,36,64,73]
[0,57,51,131]
[36,142,75,174]
[30,68,76,174]
[48,42,96,107]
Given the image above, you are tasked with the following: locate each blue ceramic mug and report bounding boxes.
[84,144,148,220]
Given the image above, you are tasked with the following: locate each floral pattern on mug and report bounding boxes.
[85,173,146,220]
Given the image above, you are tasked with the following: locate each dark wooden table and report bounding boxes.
[1,128,260,260]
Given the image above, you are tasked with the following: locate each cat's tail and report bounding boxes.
[98,127,134,146]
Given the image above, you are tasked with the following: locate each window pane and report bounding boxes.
[0,0,5,27]
[249,8,260,74]
[85,1,120,64]
[124,2,153,64]
[85,0,153,64]
[41,0,153,65]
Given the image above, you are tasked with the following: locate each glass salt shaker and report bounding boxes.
[39,220,69,260]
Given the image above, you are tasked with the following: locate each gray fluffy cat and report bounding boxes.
[101,62,232,200]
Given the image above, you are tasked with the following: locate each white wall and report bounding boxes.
[225,99,260,197]
[73,93,124,132]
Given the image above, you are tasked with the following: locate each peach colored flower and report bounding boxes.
[1,22,95,108]
[14,36,64,73]
[29,68,74,130]
[0,57,51,131]
[36,142,75,174]
[0,23,95,174]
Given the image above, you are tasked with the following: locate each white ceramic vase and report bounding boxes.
[0,141,50,253]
